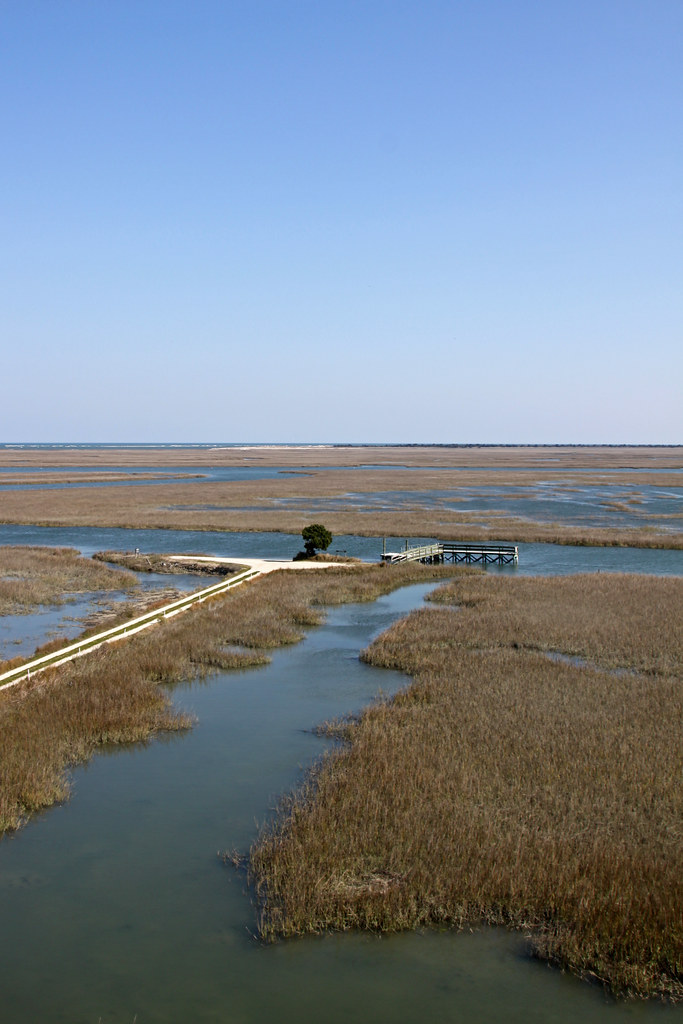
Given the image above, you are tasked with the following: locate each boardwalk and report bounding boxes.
[0,555,352,692]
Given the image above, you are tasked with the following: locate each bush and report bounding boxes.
[300,524,333,559]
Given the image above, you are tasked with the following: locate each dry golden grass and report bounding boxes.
[0,563,460,835]
[0,453,680,549]
[0,642,192,834]
[423,573,683,675]
[249,573,683,1001]
[0,545,137,614]
[0,477,680,549]
[0,471,201,484]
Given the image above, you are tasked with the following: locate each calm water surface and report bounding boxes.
[1,522,682,658]
[0,570,200,661]
[1,526,681,1022]
[1,583,678,1023]
[1,458,680,536]
[1,523,682,575]
[272,484,682,532]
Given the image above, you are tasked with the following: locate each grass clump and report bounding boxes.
[93,551,247,576]
[249,572,683,1001]
[0,545,137,614]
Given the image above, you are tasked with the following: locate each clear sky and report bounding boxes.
[1,0,681,443]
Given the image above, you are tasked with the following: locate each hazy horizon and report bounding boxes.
[1,441,681,450]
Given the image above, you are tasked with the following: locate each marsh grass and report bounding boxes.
[0,545,137,614]
[0,563,460,835]
[422,573,683,675]
[1,487,680,549]
[0,471,201,484]
[77,587,186,633]
[0,462,680,549]
[249,572,683,1001]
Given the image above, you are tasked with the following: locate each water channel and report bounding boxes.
[1,523,682,575]
[0,525,681,1022]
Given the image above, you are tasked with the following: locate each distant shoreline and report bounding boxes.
[1,442,682,451]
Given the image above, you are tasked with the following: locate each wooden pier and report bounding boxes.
[381,541,518,567]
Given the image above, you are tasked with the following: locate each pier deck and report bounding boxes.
[382,541,518,566]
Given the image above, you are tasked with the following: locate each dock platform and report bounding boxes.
[381,541,518,567]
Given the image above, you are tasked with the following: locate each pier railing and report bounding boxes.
[382,542,518,567]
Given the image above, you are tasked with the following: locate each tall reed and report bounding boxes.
[249,573,683,1001]
[0,545,137,614]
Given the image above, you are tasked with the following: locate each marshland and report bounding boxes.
[0,444,682,1022]
[0,562,457,834]
[0,545,137,615]
[0,445,681,549]
[250,573,682,1000]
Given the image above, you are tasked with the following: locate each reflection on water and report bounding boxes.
[0,583,679,1022]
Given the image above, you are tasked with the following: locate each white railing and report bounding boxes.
[0,566,262,692]
[382,543,442,563]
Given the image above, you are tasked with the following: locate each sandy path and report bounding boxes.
[168,554,354,574]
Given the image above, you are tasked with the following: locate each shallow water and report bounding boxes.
[0,570,200,661]
[1,523,682,575]
[1,582,678,1023]
[514,541,683,576]
[1,523,681,661]
[1,456,680,539]
[0,465,298,488]
[272,483,682,532]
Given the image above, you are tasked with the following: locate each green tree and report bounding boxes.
[301,524,333,558]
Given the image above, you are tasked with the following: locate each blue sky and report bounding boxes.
[1,0,681,443]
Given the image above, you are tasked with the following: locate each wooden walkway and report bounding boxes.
[0,555,355,692]
[0,566,262,692]
[381,541,519,566]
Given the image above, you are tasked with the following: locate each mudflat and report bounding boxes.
[0,451,681,547]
